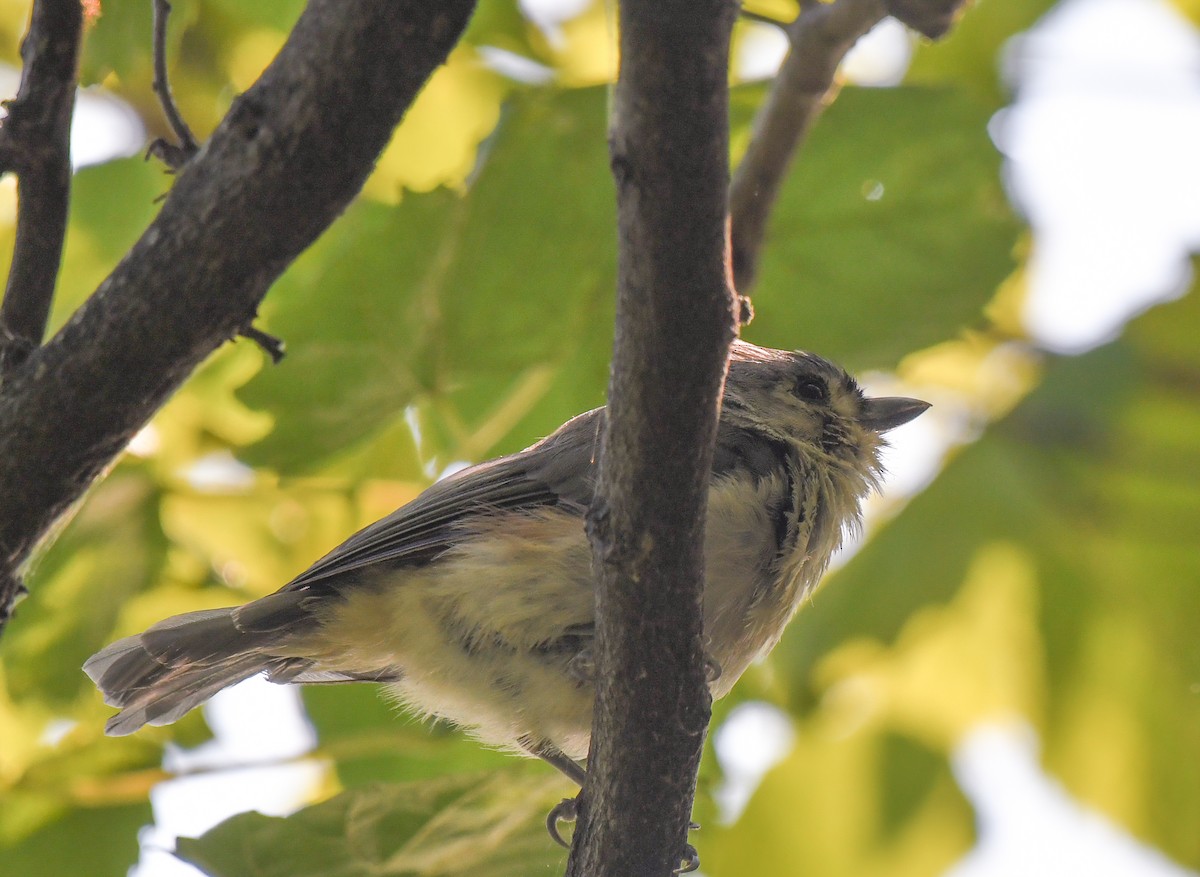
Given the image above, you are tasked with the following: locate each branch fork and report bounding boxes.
[148,0,200,170]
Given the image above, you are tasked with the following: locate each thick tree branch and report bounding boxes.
[0,0,477,629]
[730,0,886,293]
[0,0,83,374]
[569,2,739,875]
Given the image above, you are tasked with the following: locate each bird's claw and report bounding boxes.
[546,796,578,849]
[545,793,700,870]
[676,842,701,873]
[567,649,595,685]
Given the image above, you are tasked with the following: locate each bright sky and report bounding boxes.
[14,0,1198,873]
[1003,0,1200,353]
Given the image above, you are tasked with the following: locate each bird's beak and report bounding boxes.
[859,396,931,433]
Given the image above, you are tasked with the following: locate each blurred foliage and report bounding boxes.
[1,1,1197,876]
[775,279,1200,865]
[904,0,1059,107]
[176,770,570,877]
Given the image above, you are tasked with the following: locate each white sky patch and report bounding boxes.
[842,17,913,86]
[182,451,256,491]
[39,717,79,747]
[712,701,796,822]
[477,46,557,85]
[0,65,144,169]
[520,0,593,27]
[127,424,162,458]
[71,85,145,167]
[996,0,1200,352]
[947,721,1198,877]
[738,22,790,82]
[135,678,322,877]
[520,0,593,47]
[738,15,913,85]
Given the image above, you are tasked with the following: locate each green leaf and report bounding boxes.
[878,732,948,839]
[702,716,972,877]
[5,470,166,707]
[79,0,157,86]
[54,158,171,333]
[301,686,516,788]
[244,84,1019,472]
[176,771,569,877]
[776,282,1200,866]
[203,0,305,32]
[240,88,619,472]
[738,85,1021,369]
[0,801,150,877]
[237,195,451,474]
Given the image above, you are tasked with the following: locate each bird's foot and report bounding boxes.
[676,842,701,873]
[566,648,595,685]
[545,797,701,870]
[546,796,578,849]
[703,654,722,683]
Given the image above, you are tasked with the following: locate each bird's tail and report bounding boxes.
[84,591,322,736]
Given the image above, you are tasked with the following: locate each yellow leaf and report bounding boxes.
[817,541,1046,749]
[364,48,505,202]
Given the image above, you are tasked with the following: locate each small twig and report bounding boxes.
[0,572,27,625]
[240,324,286,364]
[149,0,199,169]
[738,8,793,30]
[729,0,971,293]
[145,138,192,171]
[730,0,887,293]
[887,0,968,40]
[0,0,83,376]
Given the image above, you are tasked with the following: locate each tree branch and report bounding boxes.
[729,0,971,293]
[147,0,200,169]
[0,0,83,374]
[730,0,886,293]
[0,0,477,631]
[568,2,740,875]
[239,323,286,364]
[887,0,968,40]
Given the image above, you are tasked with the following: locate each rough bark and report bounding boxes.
[569,2,740,875]
[0,0,477,628]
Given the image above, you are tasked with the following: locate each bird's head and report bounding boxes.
[723,341,929,483]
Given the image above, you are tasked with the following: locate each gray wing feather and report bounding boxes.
[284,407,605,591]
[83,606,300,735]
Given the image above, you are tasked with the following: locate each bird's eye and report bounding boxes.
[793,378,828,403]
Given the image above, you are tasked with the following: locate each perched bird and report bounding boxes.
[85,341,927,795]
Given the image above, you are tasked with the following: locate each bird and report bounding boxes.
[85,340,928,807]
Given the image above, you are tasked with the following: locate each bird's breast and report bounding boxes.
[701,471,798,696]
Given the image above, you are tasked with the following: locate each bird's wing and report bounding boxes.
[283,407,605,591]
